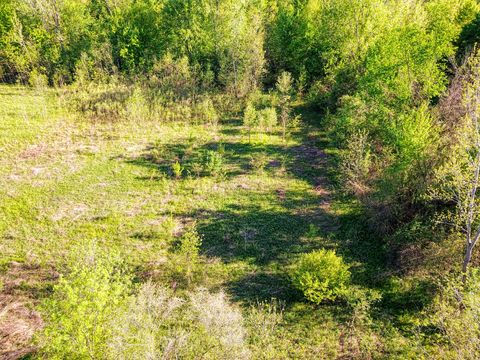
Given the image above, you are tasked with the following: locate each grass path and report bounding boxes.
[0,85,363,358]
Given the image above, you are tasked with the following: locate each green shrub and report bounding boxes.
[39,243,131,359]
[276,71,293,140]
[178,226,203,285]
[203,150,224,177]
[342,286,383,359]
[28,69,48,89]
[290,249,350,303]
[427,271,480,358]
[340,130,372,196]
[197,97,219,126]
[243,102,258,142]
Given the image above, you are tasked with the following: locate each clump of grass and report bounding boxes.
[245,300,284,358]
[191,162,203,178]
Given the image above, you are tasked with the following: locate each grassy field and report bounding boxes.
[0,85,425,359]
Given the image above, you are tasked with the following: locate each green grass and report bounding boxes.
[0,85,433,358]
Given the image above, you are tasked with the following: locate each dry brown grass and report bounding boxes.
[0,262,57,359]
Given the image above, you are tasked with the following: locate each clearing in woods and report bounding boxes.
[0,85,384,358]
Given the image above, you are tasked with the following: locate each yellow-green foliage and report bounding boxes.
[177,226,203,285]
[39,243,131,359]
[196,97,219,126]
[172,160,184,179]
[258,107,277,133]
[290,249,351,303]
[203,150,224,177]
[243,102,257,128]
[429,272,480,359]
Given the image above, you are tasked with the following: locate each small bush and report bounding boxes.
[28,69,48,89]
[340,130,372,196]
[172,161,184,179]
[276,71,293,140]
[203,150,224,177]
[342,286,383,359]
[177,226,203,285]
[196,97,219,126]
[243,102,258,142]
[39,243,131,359]
[290,249,350,303]
[427,271,480,359]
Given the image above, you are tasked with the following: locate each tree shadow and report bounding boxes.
[124,131,333,192]
[193,201,335,266]
[126,139,291,179]
[121,116,404,307]
[227,271,299,303]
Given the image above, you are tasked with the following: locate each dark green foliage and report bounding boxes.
[458,12,480,54]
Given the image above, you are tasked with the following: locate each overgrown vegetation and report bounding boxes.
[2,0,480,358]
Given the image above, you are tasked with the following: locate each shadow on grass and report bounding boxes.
[126,131,331,191]
[193,201,335,265]
[126,140,290,179]
[124,114,437,316]
[227,271,298,303]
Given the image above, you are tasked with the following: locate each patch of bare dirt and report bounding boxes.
[18,143,50,160]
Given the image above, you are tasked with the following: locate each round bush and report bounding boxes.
[290,249,350,303]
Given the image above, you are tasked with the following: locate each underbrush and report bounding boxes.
[38,243,253,359]
[66,81,233,126]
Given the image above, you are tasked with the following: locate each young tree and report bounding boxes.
[243,102,257,143]
[432,50,480,281]
[276,71,293,141]
[258,107,277,133]
[217,0,265,97]
[460,51,480,280]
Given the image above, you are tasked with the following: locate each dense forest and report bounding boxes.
[1,0,480,358]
